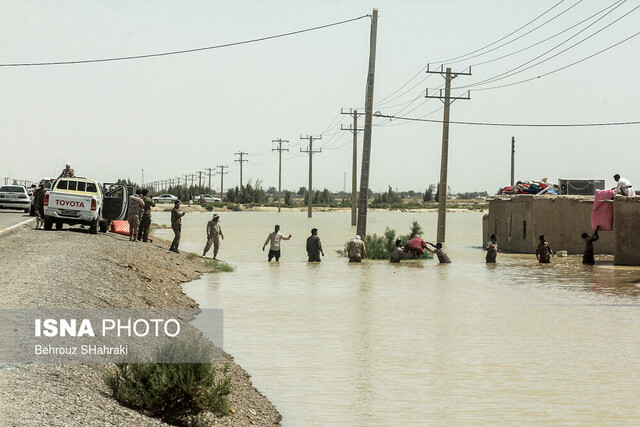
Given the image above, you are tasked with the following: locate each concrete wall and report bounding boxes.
[482,195,615,254]
[614,196,640,265]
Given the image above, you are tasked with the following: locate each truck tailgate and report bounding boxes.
[46,192,93,217]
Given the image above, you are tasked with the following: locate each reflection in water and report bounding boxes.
[154,211,640,425]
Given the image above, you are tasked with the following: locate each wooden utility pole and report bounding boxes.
[205,167,215,192]
[425,65,471,243]
[341,108,364,227]
[272,139,289,213]
[217,165,229,200]
[234,152,249,187]
[511,137,515,187]
[300,135,322,218]
[356,9,378,237]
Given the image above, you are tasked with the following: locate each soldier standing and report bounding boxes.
[127,190,145,242]
[306,228,324,262]
[170,200,185,253]
[347,235,366,263]
[34,183,46,229]
[59,163,75,178]
[536,235,554,263]
[203,213,224,259]
[139,189,156,242]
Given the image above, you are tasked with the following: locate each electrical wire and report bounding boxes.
[428,0,567,65]
[471,0,625,67]
[0,14,370,67]
[455,1,634,90]
[373,112,640,127]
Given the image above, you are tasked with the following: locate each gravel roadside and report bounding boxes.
[0,225,281,426]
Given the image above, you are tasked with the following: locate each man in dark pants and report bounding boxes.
[582,227,599,265]
[169,200,185,253]
[262,224,291,262]
[139,189,155,242]
[306,228,324,262]
[536,235,554,263]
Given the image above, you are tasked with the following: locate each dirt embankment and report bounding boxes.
[0,226,281,426]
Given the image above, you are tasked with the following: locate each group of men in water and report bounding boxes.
[485,226,601,265]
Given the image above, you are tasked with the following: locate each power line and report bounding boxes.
[428,0,567,65]
[0,14,370,67]
[373,112,640,127]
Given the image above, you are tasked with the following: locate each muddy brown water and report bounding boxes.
[154,211,640,425]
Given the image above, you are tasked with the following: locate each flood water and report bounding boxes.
[154,210,640,425]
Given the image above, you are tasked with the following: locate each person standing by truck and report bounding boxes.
[170,200,186,253]
[127,190,145,242]
[139,189,155,242]
[33,183,46,229]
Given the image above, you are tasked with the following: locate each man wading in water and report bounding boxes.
[581,226,599,265]
[536,235,554,263]
[486,234,501,263]
[262,224,291,262]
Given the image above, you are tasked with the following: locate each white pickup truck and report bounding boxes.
[43,177,129,234]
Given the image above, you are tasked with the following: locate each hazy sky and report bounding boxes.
[1,1,638,193]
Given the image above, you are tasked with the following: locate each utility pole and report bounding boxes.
[357,8,378,237]
[511,137,515,187]
[190,174,195,187]
[272,139,289,213]
[197,171,204,188]
[341,108,364,226]
[205,167,215,192]
[184,174,189,188]
[217,165,229,200]
[300,135,322,218]
[141,169,144,187]
[426,64,472,243]
[234,152,249,187]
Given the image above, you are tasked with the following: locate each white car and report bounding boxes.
[0,185,31,213]
[201,194,222,203]
[153,194,180,203]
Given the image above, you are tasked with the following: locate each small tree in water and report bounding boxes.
[341,221,432,260]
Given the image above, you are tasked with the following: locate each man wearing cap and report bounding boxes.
[59,163,75,178]
[203,213,224,259]
[306,228,324,262]
[347,235,366,263]
[169,200,186,253]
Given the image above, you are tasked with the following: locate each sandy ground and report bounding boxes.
[0,225,281,426]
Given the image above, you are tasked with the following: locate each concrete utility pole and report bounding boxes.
[272,139,289,213]
[217,165,229,200]
[141,169,144,187]
[341,108,364,227]
[300,135,322,218]
[234,152,249,187]
[190,174,195,187]
[197,171,204,188]
[425,64,472,243]
[511,137,515,187]
[184,174,189,188]
[205,167,215,192]
[356,8,378,237]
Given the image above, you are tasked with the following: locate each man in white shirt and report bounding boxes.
[262,224,292,262]
[613,174,635,196]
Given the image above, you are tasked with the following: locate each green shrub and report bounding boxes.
[205,260,235,272]
[341,221,433,260]
[104,340,231,426]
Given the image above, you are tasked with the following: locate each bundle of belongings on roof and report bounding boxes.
[499,178,557,195]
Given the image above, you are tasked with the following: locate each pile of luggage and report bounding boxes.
[499,180,557,195]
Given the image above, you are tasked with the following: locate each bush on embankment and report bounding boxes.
[104,340,231,426]
[340,221,434,260]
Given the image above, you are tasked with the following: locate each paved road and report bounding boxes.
[0,209,33,231]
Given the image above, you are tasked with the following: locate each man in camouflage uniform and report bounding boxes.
[202,213,224,259]
[127,189,145,242]
[425,241,451,263]
[59,163,75,178]
[347,235,365,263]
[306,228,324,262]
[138,189,155,242]
[170,200,185,253]
[34,183,46,229]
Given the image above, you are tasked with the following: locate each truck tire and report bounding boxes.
[44,218,53,230]
[55,221,63,230]
[99,220,109,233]
[89,220,98,235]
